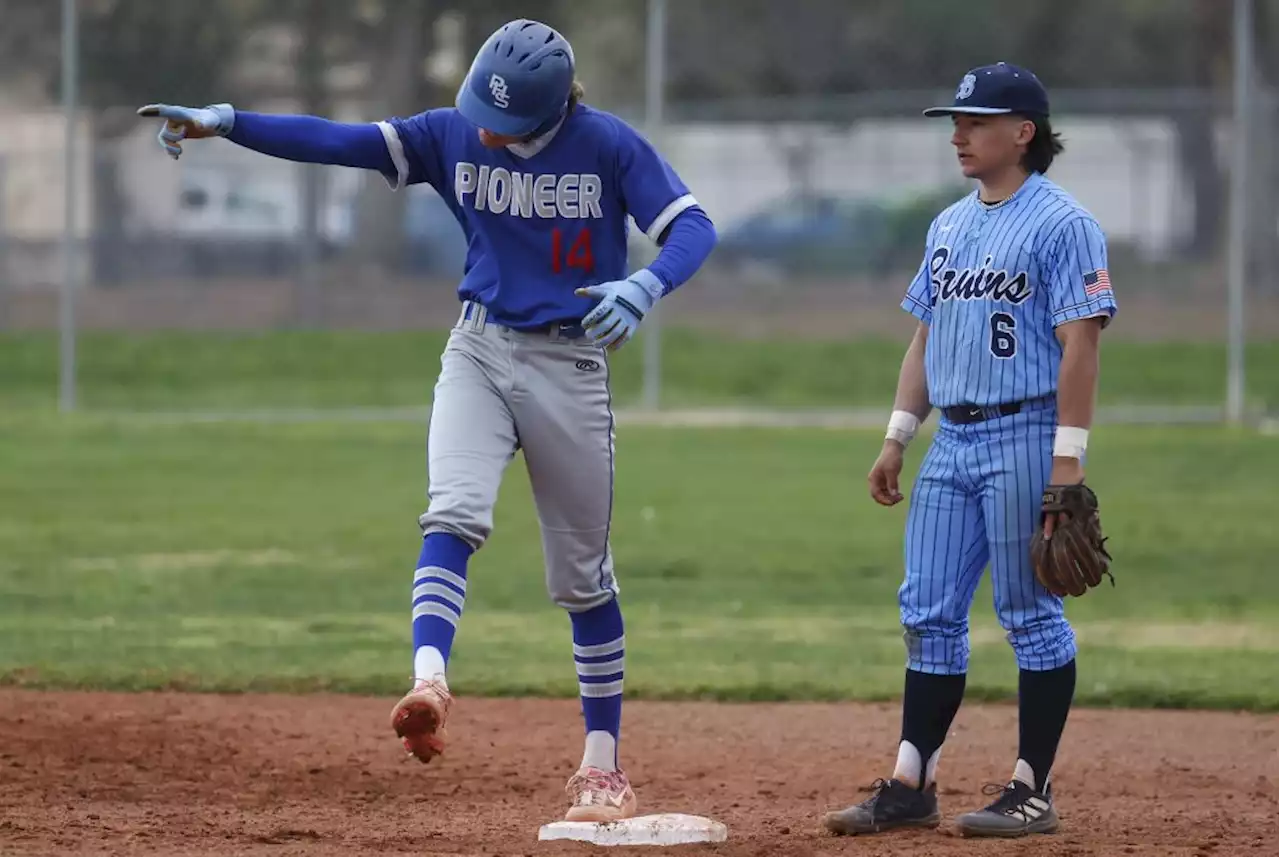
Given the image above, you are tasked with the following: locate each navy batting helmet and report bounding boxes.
[455,19,575,138]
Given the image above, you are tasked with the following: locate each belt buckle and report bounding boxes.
[944,404,985,424]
[461,301,487,329]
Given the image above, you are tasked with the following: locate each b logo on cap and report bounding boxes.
[956,73,976,101]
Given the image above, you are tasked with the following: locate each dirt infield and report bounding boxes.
[0,690,1274,857]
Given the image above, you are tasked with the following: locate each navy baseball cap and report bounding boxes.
[923,62,1050,117]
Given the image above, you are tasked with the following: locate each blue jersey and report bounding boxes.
[902,172,1118,408]
[377,105,697,330]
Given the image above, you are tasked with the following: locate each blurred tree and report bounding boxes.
[549,0,646,112]
[664,0,1274,260]
[0,0,267,279]
[1248,0,1278,282]
[1178,0,1229,259]
[291,0,333,321]
[1,0,1269,272]
[665,0,1210,96]
[67,1,259,282]
[0,0,65,104]
[1164,0,1275,260]
[343,0,433,268]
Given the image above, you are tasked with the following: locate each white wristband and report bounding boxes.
[886,410,921,447]
[1053,426,1089,459]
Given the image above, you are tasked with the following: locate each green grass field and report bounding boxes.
[2,330,1277,412]
[0,408,1274,710]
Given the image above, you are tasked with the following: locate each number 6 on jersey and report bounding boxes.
[989,311,1017,359]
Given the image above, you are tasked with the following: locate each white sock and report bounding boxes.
[893,740,942,789]
[924,746,942,786]
[581,730,617,772]
[1012,758,1037,789]
[413,646,447,687]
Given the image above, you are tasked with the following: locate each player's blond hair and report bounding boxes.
[568,80,586,113]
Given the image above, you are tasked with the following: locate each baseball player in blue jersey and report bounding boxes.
[138,19,717,823]
[823,63,1117,839]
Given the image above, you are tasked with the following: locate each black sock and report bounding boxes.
[1017,659,1077,793]
[900,669,967,788]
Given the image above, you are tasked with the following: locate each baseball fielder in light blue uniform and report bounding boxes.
[824,63,1117,839]
[138,19,717,825]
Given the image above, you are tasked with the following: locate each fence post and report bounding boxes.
[1225,0,1252,424]
[641,0,667,412]
[0,154,7,327]
[59,0,79,413]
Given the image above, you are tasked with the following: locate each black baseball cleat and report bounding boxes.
[954,779,1059,837]
[823,778,941,835]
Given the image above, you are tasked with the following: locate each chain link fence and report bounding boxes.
[0,0,1274,411]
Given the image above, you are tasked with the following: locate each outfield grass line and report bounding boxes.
[88,406,435,425]
[4,611,1272,653]
[617,405,1250,429]
[2,420,1272,711]
[64,548,311,574]
[968,619,1278,651]
[0,669,1272,712]
[77,403,1265,429]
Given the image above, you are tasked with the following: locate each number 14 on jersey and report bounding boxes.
[551,227,594,274]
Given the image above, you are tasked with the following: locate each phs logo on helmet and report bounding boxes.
[489,74,510,109]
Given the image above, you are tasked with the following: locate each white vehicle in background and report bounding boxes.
[171,164,353,244]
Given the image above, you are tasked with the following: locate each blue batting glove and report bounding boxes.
[575,269,666,351]
[136,103,236,160]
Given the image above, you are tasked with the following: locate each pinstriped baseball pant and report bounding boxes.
[899,404,1077,674]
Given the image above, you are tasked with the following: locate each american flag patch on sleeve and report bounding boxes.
[1083,269,1112,296]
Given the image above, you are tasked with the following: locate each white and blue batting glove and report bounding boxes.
[136,103,236,160]
[575,269,665,351]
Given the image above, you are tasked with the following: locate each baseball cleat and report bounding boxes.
[564,766,638,823]
[823,778,941,835]
[954,779,1059,837]
[389,678,452,763]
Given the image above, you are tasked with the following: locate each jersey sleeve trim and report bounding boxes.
[1052,297,1116,328]
[644,193,698,242]
[901,293,933,324]
[374,121,410,191]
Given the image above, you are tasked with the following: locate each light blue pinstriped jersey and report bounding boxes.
[902,172,1119,408]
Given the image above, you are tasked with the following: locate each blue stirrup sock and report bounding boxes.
[411,533,473,686]
[570,598,625,771]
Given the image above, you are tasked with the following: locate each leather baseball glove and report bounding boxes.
[1031,483,1114,598]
